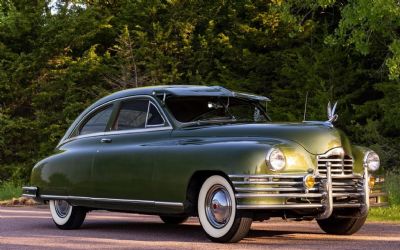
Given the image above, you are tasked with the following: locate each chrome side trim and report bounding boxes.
[237,203,362,210]
[229,174,305,179]
[155,201,185,207]
[235,187,318,192]
[40,195,184,208]
[232,181,299,185]
[237,204,323,209]
[236,193,323,198]
[229,173,362,180]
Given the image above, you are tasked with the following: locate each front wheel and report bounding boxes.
[49,200,87,230]
[317,215,367,235]
[197,175,252,243]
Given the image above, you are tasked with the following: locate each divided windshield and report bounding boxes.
[165,96,268,126]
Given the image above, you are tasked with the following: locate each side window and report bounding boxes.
[147,103,165,126]
[80,105,113,135]
[114,99,148,130]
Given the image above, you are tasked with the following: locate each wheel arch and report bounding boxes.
[185,170,233,215]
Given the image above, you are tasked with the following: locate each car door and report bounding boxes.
[91,96,172,211]
[59,104,114,199]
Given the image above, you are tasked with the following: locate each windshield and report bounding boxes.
[165,96,268,125]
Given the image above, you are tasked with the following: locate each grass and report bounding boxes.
[0,181,22,201]
[368,173,400,222]
[369,205,400,221]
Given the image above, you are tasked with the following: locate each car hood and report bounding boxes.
[173,122,352,155]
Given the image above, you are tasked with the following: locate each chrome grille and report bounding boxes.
[317,148,353,176]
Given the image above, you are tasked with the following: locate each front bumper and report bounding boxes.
[21,186,43,203]
[229,164,388,219]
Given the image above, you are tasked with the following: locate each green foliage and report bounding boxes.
[384,172,400,205]
[369,173,400,221]
[335,0,400,80]
[0,0,399,181]
[387,40,400,80]
[369,205,400,221]
[0,180,22,201]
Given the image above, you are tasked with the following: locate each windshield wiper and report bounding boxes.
[180,118,238,128]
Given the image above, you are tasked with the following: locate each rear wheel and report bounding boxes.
[159,215,188,224]
[317,215,367,235]
[197,175,252,243]
[49,200,86,230]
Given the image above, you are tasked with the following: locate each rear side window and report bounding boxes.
[80,105,113,135]
[113,99,166,131]
[114,99,149,130]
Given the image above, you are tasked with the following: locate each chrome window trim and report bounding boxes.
[40,195,183,208]
[145,102,166,127]
[60,95,172,146]
[146,124,166,128]
[77,104,114,137]
[144,100,151,128]
[106,126,172,136]
[60,126,173,145]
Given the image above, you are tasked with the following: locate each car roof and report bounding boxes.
[58,85,269,146]
[95,85,269,107]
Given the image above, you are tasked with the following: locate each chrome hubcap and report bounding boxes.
[205,184,232,228]
[54,200,71,218]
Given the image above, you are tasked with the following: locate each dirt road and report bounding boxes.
[0,206,399,249]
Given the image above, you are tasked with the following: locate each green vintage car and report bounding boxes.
[23,85,386,242]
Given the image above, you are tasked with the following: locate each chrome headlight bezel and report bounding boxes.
[266,147,286,171]
[363,150,380,172]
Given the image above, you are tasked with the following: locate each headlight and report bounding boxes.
[364,151,380,172]
[266,148,286,171]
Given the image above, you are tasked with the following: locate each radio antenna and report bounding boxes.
[303,91,309,121]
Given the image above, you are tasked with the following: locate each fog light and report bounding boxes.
[303,175,315,189]
[369,176,375,189]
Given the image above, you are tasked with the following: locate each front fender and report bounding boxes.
[152,137,313,203]
[351,145,370,174]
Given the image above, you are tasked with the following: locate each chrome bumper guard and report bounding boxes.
[22,186,38,198]
[229,164,387,219]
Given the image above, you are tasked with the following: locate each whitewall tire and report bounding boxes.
[49,200,87,229]
[198,175,252,243]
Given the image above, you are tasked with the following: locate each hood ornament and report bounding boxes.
[327,101,338,123]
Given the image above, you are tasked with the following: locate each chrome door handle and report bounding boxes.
[100,138,112,143]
